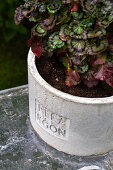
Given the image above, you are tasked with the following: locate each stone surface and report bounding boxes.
[78,166,103,170]
[0,85,113,170]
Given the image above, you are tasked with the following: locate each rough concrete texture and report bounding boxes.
[28,49,113,156]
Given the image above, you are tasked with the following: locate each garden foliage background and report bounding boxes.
[0,0,29,90]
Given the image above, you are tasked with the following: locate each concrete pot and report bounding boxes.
[28,49,113,156]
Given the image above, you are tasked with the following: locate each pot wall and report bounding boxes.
[28,49,113,156]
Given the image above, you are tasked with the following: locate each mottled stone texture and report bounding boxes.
[0,85,113,170]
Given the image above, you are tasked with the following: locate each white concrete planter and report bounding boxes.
[28,49,113,156]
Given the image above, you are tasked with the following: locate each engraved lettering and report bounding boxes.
[50,125,57,133]
[58,118,64,124]
[38,104,40,111]
[35,100,70,140]
[51,113,54,120]
[58,128,66,137]
[42,119,49,128]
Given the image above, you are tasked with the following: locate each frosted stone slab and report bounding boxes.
[78,165,103,170]
[0,85,113,169]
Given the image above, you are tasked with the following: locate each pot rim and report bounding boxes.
[28,49,113,104]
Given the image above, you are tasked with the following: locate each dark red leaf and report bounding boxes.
[82,70,99,87]
[109,44,113,52]
[94,63,113,81]
[83,79,99,88]
[31,45,43,58]
[106,75,113,87]
[71,3,79,12]
[28,34,43,58]
[89,54,106,66]
[28,34,42,47]
[57,49,67,56]
[65,69,80,87]
[92,57,106,66]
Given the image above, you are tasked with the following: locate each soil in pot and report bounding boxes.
[36,54,113,98]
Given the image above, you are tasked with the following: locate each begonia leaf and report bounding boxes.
[106,75,113,87]
[28,34,43,58]
[94,63,113,81]
[65,69,80,87]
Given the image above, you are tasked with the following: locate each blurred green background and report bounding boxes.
[0,0,30,90]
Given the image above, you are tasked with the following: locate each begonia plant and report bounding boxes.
[15,0,113,88]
